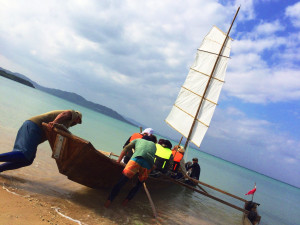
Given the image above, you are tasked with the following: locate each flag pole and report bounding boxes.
[251,182,256,201]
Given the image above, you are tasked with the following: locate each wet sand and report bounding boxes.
[0,182,82,225]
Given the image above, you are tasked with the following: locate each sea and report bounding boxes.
[1,76,299,225]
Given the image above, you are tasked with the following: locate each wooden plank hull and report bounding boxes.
[42,124,171,189]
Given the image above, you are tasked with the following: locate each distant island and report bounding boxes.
[0,69,35,88]
[0,67,134,126]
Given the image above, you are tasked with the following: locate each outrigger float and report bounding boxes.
[42,6,260,224]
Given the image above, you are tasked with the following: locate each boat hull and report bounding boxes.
[42,124,172,189]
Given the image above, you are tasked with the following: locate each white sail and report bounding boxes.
[165,26,232,147]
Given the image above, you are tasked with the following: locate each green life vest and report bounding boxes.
[154,144,172,169]
[155,144,172,159]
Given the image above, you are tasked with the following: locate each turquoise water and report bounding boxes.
[1,76,299,225]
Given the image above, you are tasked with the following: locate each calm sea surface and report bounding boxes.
[1,76,299,225]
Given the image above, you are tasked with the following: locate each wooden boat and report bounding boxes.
[42,123,171,189]
[42,6,260,223]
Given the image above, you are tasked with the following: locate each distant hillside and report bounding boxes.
[0,67,134,126]
[0,69,35,88]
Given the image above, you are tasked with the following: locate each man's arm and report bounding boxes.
[52,111,72,124]
[122,136,131,148]
[117,141,135,163]
[48,111,72,129]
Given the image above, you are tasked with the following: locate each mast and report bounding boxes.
[183,6,240,150]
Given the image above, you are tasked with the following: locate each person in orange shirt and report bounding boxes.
[171,145,185,173]
[121,128,154,164]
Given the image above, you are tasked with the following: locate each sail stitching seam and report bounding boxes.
[190,67,225,83]
[164,120,187,138]
[173,104,209,127]
[197,49,230,59]
[181,86,218,105]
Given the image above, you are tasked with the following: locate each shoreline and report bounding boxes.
[0,180,82,225]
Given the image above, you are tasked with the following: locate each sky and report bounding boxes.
[0,0,300,188]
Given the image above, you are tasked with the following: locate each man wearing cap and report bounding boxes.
[185,157,201,186]
[0,110,82,173]
[121,128,154,164]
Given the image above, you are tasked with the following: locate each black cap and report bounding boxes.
[163,140,172,149]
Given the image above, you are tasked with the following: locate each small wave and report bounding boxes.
[2,183,21,196]
[2,183,84,225]
[51,207,84,225]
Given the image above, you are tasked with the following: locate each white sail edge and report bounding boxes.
[165,26,231,148]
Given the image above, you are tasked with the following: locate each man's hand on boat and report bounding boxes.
[47,122,71,134]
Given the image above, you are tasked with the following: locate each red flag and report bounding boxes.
[245,186,256,195]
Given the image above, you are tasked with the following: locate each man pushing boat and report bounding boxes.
[0,110,82,173]
[105,135,157,208]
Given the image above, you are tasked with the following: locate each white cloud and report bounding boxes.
[285,2,300,28]
[228,0,255,20]
[226,64,300,103]
[254,20,285,36]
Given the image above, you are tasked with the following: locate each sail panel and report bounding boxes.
[197,100,217,126]
[199,26,232,57]
[192,51,218,78]
[190,121,208,147]
[192,51,229,82]
[174,85,218,126]
[204,79,224,103]
[199,38,231,57]
[183,69,209,96]
[165,106,193,138]
[175,88,202,117]
[212,56,229,81]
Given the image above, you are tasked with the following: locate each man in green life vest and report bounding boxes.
[153,139,173,174]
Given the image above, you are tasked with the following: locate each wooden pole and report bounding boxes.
[184,175,247,202]
[196,183,208,194]
[183,6,240,150]
[178,136,183,145]
[143,182,158,218]
[166,176,248,213]
[139,126,158,218]
[98,150,119,158]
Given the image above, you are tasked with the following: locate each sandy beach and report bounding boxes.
[0,179,100,225]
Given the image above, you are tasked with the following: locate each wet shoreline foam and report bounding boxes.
[1,181,86,225]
